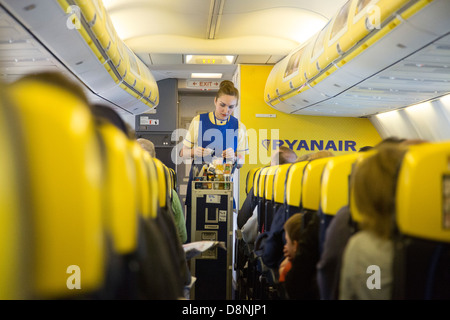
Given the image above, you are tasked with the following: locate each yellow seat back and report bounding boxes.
[9,78,105,298]
[153,158,168,209]
[130,140,151,219]
[302,157,331,211]
[264,166,279,202]
[97,122,138,255]
[0,87,29,299]
[245,166,261,194]
[273,163,293,205]
[142,153,159,219]
[252,167,264,197]
[285,161,309,208]
[258,167,271,201]
[164,165,174,201]
[169,168,177,191]
[396,141,450,243]
[320,153,359,216]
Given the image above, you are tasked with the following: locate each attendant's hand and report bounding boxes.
[222,148,236,162]
[194,147,213,157]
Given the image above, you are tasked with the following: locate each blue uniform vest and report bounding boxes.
[197,112,239,160]
[185,113,239,207]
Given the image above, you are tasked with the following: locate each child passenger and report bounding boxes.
[279,213,302,283]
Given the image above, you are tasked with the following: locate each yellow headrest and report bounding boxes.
[302,157,331,211]
[264,165,279,201]
[246,166,261,194]
[9,78,105,298]
[164,165,173,201]
[169,168,177,191]
[252,167,263,197]
[258,167,271,199]
[152,158,168,208]
[349,150,377,223]
[285,161,308,208]
[130,140,151,219]
[0,87,29,299]
[142,152,159,219]
[274,163,293,204]
[320,153,359,216]
[97,122,138,255]
[396,141,450,243]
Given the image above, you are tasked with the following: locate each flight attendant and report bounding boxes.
[181,80,248,241]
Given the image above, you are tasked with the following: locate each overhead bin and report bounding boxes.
[1,0,159,114]
[264,0,450,117]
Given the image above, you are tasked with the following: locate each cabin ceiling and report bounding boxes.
[102,0,348,82]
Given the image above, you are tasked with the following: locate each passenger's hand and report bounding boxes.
[279,257,289,276]
[280,257,289,269]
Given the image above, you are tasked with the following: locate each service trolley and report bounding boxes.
[190,177,234,300]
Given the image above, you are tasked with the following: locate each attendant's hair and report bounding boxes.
[216,80,239,101]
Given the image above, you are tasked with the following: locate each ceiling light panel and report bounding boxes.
[185,55,235,65]
[191,72,223,79]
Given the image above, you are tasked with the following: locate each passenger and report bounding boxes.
[358,146,373,152]
[296,150,334,162]
[170,180,188,244]
[279,150,335,300]
[138,138,187,244]
[260,150,333,272]
[91,103,131,136]
[238,146,297,229]
[137,138,156,157]
[239,147,297,245]
[339,144,407,300]
[316,146,373,300]
[125,123,136,140]
[317,138,427,300]
[279,213,302,284]
[316,205,353,300]
[284,209,320,300]
[180,80,248,241]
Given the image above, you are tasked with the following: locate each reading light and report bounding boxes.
[191,73,223,79]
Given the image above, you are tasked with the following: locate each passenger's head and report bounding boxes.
[296,150,334,162]
[90,103,129,136]
[283,213,302,259]
[351,144,407,239]
[359,146,373,152]
[137,138,156,158]
[271,146,297,166]
[400,139,428,147]
[214,80,239,121]
[375,136,406,147]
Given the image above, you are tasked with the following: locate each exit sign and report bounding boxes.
[187,80,220,90]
